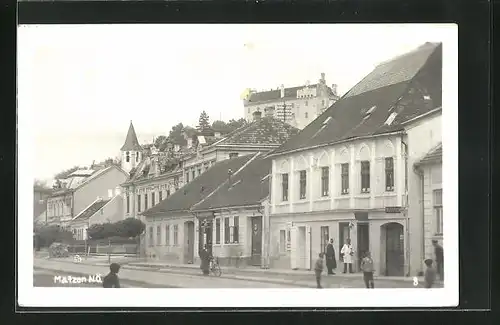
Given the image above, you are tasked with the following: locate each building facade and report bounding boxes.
[46,166,129,228]
[267,42,443,276]
[243,73,340,130]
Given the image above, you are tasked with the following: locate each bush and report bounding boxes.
[87,218,145,240]
[36,225,74,248]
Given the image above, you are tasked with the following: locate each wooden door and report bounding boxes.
[357,223,369,270]
[251,216,263,266]
[385,223,404,276]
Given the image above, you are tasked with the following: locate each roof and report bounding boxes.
[142,153,257,216]
[273,42,442,155]
[72,199,111,221]
[416,143,442,166]
[215,116,300,146]
[246,83,335,104]
[192,156,271,211]
[121,121,143,151]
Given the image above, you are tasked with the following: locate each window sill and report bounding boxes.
[316,197,331,202]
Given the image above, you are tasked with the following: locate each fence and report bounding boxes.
[67,243,139,256]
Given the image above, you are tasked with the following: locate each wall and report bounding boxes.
[73,167,128,217]
[423,163,443,259]
[90,195,124,225]
[405,113,442,275]
[271,135,404,215]
[144,214,193,263]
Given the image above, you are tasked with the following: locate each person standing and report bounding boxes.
[341,238,355,274]
[200,245,210,276]
[360,251,375,288]
[102,263,121,288]
[314,253,325,288]
[423,259,437,288]
[325,238,337,275]
[432,240,444,281]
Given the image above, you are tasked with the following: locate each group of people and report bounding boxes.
[315,238,444,289]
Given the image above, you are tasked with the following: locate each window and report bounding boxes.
[186,172,190,183]
[322,99,325,107]
[173,225,178,245]
[100,209,103,215]
[126,195,130,213]
[224,218,230,244]
[385,157,395,191]
[156,226,161,246]
[434,189,443,234]
[126,151,130,163]
[321,166,329,197]
[165,225,170,245]
[305,112,308,118]
[320,226,329,254]
[286,229,291,251]
[341,163,349,194]
[192,170,196,180]
[144,194,148,210]
[136,153,139,162]
[167,189,171,197]
[215,218,221,244]
[233,216,239,243]
[137,194,141,212]
[197,167,202,175]
[148,226,153,247]
[229,153,239,159]
[282,173,289,201]
[174,176,180,188]
[280,230,286,252]
[151,192,156,206]
[361,161,370,193]
[299,170,307,199]
[159,191,163,202]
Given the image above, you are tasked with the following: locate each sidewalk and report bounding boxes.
[35,256,436,287]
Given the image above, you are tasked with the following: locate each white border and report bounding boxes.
[18,23,458,308]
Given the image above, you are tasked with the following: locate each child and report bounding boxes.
[314,253,325,289]
[360,251,375,289]
[424,259,436,288]
[102,263,121,288]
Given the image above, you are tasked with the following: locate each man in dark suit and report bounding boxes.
[325,239,337,275]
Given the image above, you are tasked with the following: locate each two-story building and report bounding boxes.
[414,142,443,262]
[46,165,129,229]
[267,42,442,277]
[243,73,340,130]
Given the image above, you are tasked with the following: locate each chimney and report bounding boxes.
[280,84,285,98]
[252,110,262,122]
[331,84,338,96]
[320,73,326,84]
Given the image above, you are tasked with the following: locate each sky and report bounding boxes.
[18,24,453,183]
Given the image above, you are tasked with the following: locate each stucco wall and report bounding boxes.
[423,163,443,260]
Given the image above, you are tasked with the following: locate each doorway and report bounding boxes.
[357,223,369,271]
[251,216,262,266]
[384,222,404,276]
[339,222,350,257]
[184,221,195,264]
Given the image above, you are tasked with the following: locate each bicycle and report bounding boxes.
[209,256,222,277]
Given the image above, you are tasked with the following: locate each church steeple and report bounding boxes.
[121,121,142,173]
[121,120,142,151]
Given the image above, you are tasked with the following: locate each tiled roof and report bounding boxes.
[216,117,300,146]
[142,153,257,216]
[193,156,271,211]
[416,143,442,166]
[273,43,442,155]
[121,121,143,151]
[73,199,111,221]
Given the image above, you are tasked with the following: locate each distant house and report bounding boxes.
[33,186,52,225]
[243,73,340,130]
[46,165,129,229]
[69,187,124,240]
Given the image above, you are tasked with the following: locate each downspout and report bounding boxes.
[401,137,411,276]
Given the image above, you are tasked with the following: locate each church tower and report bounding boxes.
[120,121,143,173]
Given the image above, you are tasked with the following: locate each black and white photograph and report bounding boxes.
[18,23,458,308]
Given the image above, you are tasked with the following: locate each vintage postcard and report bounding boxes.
[18,23,458,308]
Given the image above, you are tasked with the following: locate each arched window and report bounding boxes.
[126,151,130,163]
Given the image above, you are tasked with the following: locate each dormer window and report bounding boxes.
[126,152,130,163]
[136,153,140,162]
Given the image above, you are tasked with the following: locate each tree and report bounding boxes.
[168,123,185,145]
[35,225,74,247]
[87,218,146,240]
[227,118,247,132]
[154,135,168,151]
[198,111,211,131]
[211,120,227,131]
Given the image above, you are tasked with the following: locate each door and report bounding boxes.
[289,226,298,269]
[251,216,263,266]
[305,225,312,270]
[184,221,195,264]
[357,223,369,270]
[320,226,329,255]
[385,223,404,276]
[339,222,350,260]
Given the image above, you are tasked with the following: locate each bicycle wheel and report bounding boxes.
[212,264,222,277]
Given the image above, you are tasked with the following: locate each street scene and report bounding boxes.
[24,25,447,294]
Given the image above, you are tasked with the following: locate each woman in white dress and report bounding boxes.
[341,238,355,273]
